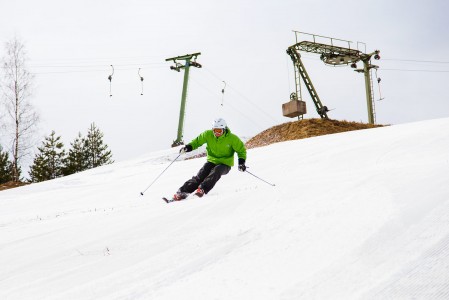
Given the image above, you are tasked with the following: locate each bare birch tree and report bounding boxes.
[1,36,39,182]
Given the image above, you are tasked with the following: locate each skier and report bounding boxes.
[173,118,247,200]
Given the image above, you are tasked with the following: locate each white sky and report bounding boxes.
[1,0,449,167]
[1,117,449,299]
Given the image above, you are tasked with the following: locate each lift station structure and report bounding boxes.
[283,31,381,124]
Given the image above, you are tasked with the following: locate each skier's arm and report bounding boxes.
[233,136,247,161]
[188,130,208,150]
[235,137,247,172]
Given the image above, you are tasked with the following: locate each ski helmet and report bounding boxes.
[212,118,227,129]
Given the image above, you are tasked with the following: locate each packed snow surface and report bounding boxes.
[1,118,449,299]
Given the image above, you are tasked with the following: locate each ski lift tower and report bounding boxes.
[285,31,381,124]
[166,52,202,147]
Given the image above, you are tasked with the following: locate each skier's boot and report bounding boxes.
[173,192,188,201]
[194,188,205,198]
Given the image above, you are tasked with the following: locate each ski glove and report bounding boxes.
[179,144,193,154]
[238,158,246,172]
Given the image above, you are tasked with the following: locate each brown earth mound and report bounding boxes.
[0,181,30,191]
[245,118,383,149]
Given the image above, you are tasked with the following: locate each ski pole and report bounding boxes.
[140,153,182,196]
[245,170,276,186]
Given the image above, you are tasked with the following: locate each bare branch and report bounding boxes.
[1,36,39,181]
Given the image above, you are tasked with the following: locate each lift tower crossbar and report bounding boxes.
[166,52,202,147]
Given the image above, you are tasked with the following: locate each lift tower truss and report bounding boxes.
[288,32,381,124]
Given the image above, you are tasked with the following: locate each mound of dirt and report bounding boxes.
[245,118,384,149]
[0,181,30,191]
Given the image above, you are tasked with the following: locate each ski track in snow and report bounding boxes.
[1,117,449,299]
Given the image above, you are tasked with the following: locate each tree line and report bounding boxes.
[1,36,113,185]
[0,123,113,183]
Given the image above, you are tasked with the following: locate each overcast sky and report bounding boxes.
[1,0,448,167]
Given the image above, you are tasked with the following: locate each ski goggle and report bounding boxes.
[213,128,224,136]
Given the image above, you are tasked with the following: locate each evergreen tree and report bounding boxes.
[0,145,13,184]
[28,131,66,182]
[84,123,114,168]
[63,132,88,176]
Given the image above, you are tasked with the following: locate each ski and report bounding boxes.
[162,196,191,203]
[162,193,202,203]
[162,197,177,203]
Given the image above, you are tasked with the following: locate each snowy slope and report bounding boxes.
[1,118,449,300]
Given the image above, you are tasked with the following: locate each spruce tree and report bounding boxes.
[84,123,114,169]
[28,131,66,182]
[0,146,13,184]
[63,132,88,176]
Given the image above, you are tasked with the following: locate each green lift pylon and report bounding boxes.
[355,52,380,124]
[166,52,202,147]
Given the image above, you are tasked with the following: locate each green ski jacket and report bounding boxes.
[187,128,246,167]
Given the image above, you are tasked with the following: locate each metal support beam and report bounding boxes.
[166,52,201,146]
[363,61,375,124]
[287,46,329,119]
[175,59,191,145]
[356,50,380,124]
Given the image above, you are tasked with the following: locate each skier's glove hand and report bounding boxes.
[179,145,193,154]
[238,158,246,172]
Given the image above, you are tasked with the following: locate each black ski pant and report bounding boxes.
[178,161,231,194]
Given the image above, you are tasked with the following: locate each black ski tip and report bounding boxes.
[140,192,144,196]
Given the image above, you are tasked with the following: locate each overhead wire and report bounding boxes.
[9,56,167,75]
[11,54,449,120]
[370,57,449,73]
[381,68,449,73]
[18,54,449,66]
[27,65,166,75]
[300,55,449,72]
[382,58,449,64]
[25,55,283,128]
[28,63,166,69]
[12,55,449,75]
[203,67,279,124]
[189,76,267,131]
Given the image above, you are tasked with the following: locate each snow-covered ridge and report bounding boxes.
[1,117,449,299]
